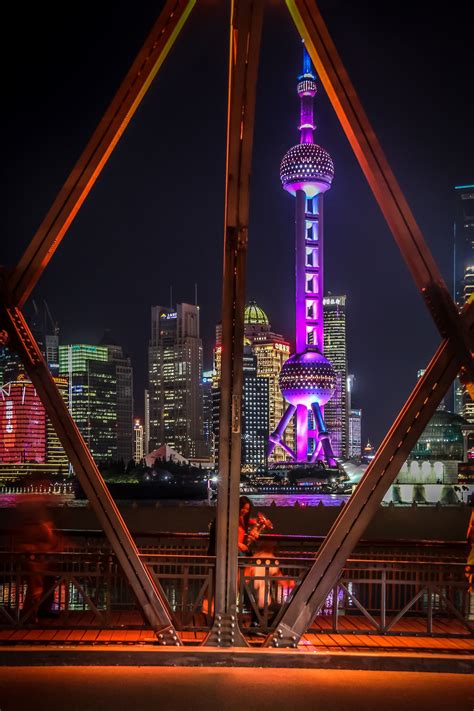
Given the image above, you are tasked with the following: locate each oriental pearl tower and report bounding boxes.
[268,46,337,467]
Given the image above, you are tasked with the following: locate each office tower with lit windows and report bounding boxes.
[213,302,292,466]
[133,419,144,463]
[148,303,205,459]
[202,370,214,459]
[144,389,150,454]
[348,409,362,459]
[59,345,117,464]
[269,46,337,466]
[347,373,361,459]
[213,346,269,472]
[100,333,134,464]
[453,184,474,419]
[323,295,348,458]
[241,346,269,471]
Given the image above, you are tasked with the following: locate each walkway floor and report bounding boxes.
[0,667,472,711]
[1,613,472,655]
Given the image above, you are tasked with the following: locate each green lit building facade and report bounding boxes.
[59,345,117,464]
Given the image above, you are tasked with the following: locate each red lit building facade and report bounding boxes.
[0,377,46,463]
[0,375,69,479]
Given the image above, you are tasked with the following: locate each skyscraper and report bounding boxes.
[212,346,269,472]
[148,303,205,459]
[213,302,292,466]
[323,295,348,458]
[202,370,214,459]
[269,46,337,466]
[99,333,134,464]
[241,346,269,472]
[348,409,362,459]
[59,345,117,464]
[133,419,144,464]
[347,373,361,459]
[453,184,474,419]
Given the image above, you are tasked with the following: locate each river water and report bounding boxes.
[0,492,350,508]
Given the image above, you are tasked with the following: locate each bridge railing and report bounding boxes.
[0,546,472,636]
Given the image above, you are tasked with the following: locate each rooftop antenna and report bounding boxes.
[195,283,198,306]
[169,285,173,309]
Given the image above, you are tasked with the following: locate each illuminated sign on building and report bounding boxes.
[160,312,177,320]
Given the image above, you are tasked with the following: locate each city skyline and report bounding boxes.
[2,1,473,449]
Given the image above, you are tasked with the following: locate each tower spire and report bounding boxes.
[297,45,317,145]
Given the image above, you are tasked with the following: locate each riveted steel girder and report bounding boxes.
[204,0,264,647]
[8,0,195,309]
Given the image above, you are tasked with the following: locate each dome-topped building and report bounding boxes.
[244,302,269,326]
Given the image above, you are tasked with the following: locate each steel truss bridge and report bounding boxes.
[1,0,473,648]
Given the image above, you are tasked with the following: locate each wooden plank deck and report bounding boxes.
[0,612,472,652]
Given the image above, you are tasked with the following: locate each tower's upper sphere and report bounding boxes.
[279,347,336,407]
[280,143,334,198]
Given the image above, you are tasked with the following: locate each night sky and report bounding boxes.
[2,1,473,449]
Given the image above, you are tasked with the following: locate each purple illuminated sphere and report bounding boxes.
[279,348,336,407]
[280,143,334,198]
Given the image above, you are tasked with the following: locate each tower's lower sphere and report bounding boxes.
[279,348,336,407]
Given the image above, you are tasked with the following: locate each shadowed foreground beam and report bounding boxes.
[204,0,264,647]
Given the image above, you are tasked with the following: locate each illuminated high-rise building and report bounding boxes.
[212,346,269,472]
[144,389,150,454]
[348,409,362,459]
[202,370,214,459]
[0,375,69,479]
[59,345,117,464]
[133,419,144,463]
[0,378,46,464]
[323,295,348,458]
[241,346,269,471]
[269,46,336,466]
[347,373,361,459]
[213,302,292,466]
[148,303,205,459]
[100,333,134,464]
[453,184,474,419]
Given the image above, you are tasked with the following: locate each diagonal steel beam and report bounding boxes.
[285,0,472,374]
[266,303,474,647]
[204,0,264,647]
[264,0,474,647]
[8,0,195,309]
[0,303,181,645]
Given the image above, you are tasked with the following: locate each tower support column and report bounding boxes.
[296,404,308,461]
